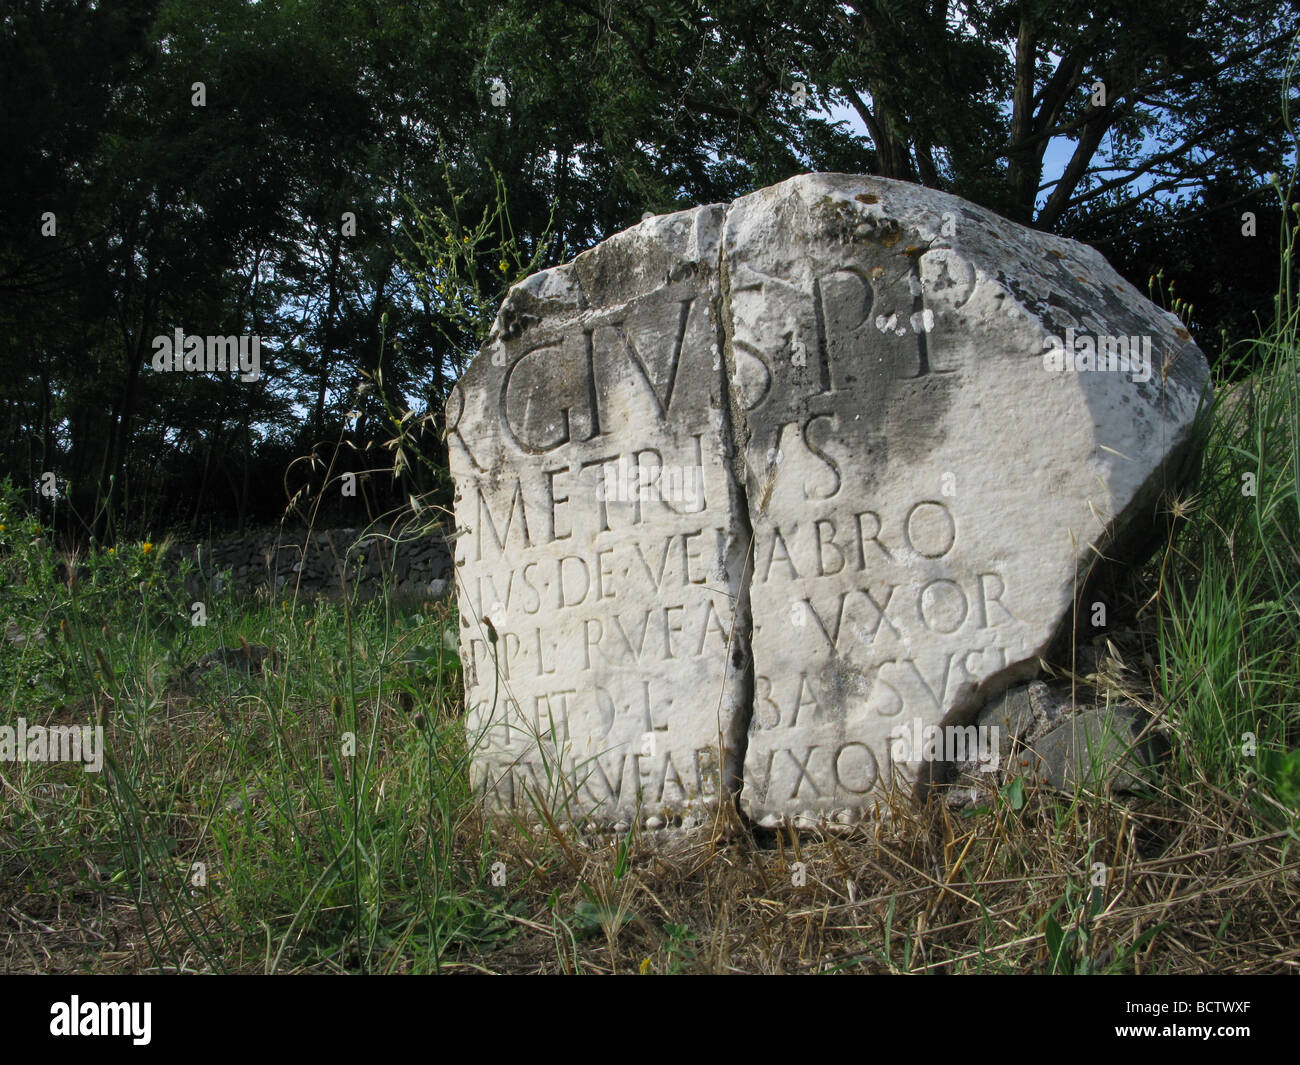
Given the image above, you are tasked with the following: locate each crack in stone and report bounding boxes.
[713,206,756,804]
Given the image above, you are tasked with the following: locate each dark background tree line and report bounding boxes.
[2,0,1295,544]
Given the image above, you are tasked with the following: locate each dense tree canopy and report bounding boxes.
[2,0,1296,540]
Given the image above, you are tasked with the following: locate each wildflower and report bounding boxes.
[107,548,115,555]
[141,542,154,555]
[639,958,652,974]
[498,260,508,272]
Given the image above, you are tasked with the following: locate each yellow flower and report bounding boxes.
[141,542,154,554]
[0,523,5,532]
[638,957,652,974]
[498,260,508,272]
[107,548,115,555]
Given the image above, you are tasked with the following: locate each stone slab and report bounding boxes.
[449,173,1210,830]
[446,205,751,829]
[722,175,1207,827]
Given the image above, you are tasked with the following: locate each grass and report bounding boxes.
[0,511,508,973]
[1142,188,1300,819]
[3,298,1298,972]
[3,194,1300,980]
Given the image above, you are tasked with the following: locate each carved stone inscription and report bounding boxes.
[451,173,1210,829]
[447,205,751,827]
[721,175,1208,826]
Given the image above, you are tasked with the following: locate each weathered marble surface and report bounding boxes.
[447,205,750,828]
[449,173,1210,829]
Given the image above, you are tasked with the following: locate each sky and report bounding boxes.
[822,99,1081,210]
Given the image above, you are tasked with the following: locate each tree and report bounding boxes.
[3,0,1294,542]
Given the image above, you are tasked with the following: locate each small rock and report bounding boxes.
[184,643,277,683]
[223,787,266,813]
[1022,703,1162,794]
[976,682,1040,764]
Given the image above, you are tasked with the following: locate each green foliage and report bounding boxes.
[0,478,196,709]
[0,486,516,972]
[662,922,699,974]
[1149,98,1300,824]
[1256,747,1300,809]
[1041,863,1168,975]
[400,159,561,363]
[4,0,1294,537]
[373,158,561,499]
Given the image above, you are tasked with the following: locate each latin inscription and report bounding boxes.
[459,257,1015,816]
[725,230,1031,821]
[452,220,751,826]
[452,175,1210,826]
[477,743,724,811]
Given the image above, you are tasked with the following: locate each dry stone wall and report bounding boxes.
[158,525,453,601]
